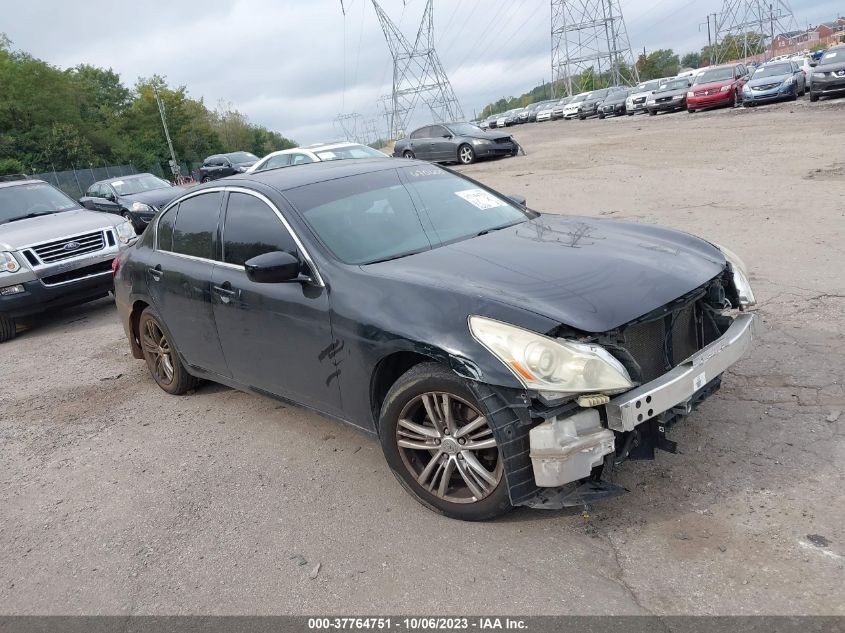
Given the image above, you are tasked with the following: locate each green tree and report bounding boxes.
[636,49,681,81]
[681,52,702,69]
[701,32,766,65]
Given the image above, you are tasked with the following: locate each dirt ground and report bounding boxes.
[1,98,843,616]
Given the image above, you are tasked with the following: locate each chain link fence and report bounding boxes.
[29,161,199,199]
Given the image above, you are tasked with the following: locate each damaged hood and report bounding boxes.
[366,214,727,333]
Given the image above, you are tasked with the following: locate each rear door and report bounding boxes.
[210,189,341,413]
[409,127,432,159]
[147,191,230,377]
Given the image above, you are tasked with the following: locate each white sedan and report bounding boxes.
[247,142,387,173]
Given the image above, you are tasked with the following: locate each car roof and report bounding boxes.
[199,157,405,193]
[0,178,44,190]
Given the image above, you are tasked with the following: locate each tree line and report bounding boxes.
[0,34,296,176]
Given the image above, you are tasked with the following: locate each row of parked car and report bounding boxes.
[479,47,845,125]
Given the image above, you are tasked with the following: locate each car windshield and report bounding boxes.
[696,67,734,83]
[659,79,690,91]
[571,94,587,103]
[590,89,609,99]
[112,174,171,195]
[754,63,792,78]
[448,123,484,136]
[608,90,630,100]
[635,81,661,92]
[0,182,79,225]
[314,145,385,161]
[226,151,258,164]
[818,49,843,66]
[286,166,530,265]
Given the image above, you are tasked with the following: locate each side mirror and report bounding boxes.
[104,192,116,202]
[245,251,303,284]
[809,61,818,68]
[507,194,527,207]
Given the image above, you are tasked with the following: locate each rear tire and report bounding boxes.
[0,314,16,343]
[201,176,211,183]
[598,112,605,119]
[378,363,512,521]
[138,308,201,395]
[402,150,415,159]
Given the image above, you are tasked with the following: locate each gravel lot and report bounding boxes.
[2,98,843,616]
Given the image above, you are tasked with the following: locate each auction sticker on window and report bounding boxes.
[455,188,506,210]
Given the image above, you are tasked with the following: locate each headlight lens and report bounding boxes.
[687,91,694,98]
[115,220,137,244]
[717,244,756,307]
[720,85,732,92]
[0,251,21,273]
[783,76,795,86]
[469,316,634,396]
[130,201,154,213]
[471,138,492,145]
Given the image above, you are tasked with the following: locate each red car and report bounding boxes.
[687,63,751,112]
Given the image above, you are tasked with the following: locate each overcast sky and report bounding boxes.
[8,0,842,144]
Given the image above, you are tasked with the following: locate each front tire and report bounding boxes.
[201,176,211,183]
[379,363,511,521]
[402,150,415,159]
[810,92,819,102]
[138,308,201,395]
[457,144,475,165]
[0,313,16,343]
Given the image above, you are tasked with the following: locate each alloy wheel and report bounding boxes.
[141,319,175,385]
[459,146,474,164]
[396,392,502,504]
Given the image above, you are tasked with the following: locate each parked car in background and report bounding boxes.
[809,45,845,102]
[249,143,386,173]
[626,80,663,115]
[687,63,751,112]
[578,88,621,119]
[562,93,588,119]
[599,89,630,118]
[198,151,259,182]
[526,101,550,122]
[551,97,572,120]
[393,122,517,165]
[646,78,692,115]
[516,108,530,124]
[0,176,136,342]
[79,173,180,233]
[495,109,519,128]
[536,101,557,122]
[114,158,755,520]
[792,56,815,92]
[742,60,806,106]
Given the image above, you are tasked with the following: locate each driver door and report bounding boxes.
[210,190,342,415]
[428,125,454,162]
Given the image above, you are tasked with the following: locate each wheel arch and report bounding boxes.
[128,299,150,359]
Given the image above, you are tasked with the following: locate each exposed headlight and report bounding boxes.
[469,316,634,396]
[742,85,752,93]
[471,138,493,145]
[130,201,154,214]
[687,91,694,98]
[783,76,795,86]
[720,85,732,92]
[716,244,756,308]
[0,251,21,273]
[115,220,137,244]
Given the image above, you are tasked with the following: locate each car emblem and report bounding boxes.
[63,241,80,251]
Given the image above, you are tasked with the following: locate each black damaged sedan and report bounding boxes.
[113,158,755,521]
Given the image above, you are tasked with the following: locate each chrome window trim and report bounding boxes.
[153,185,325,287]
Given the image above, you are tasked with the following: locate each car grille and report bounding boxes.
[494,137,511,144]
[656,96,673,103]
[614,302,707,383]
[695,89,722,96]
[633,97,646,104]
[41,259,114,286]
[753,83,780,91]
[31,230,106,264]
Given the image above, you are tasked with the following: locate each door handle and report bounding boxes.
[212,281,237,304]
[148,265,163,281]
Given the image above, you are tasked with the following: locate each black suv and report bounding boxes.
[198,152,259,182]
[79,173,180,233]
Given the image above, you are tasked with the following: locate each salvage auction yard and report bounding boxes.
[2,100,843,616]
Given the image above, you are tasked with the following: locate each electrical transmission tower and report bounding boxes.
[334,112,364,143]
[551,0,639,98]
[372,0,464,139]
[713,0,796,63]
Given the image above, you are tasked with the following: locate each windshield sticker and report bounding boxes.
[823,52,836,59]
[407,166,442,178]
[316,151,336,160]
[455,188,507,210]
[111,180,124,187]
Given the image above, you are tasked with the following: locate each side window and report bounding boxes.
[222,193,297,267]
[430,125,448,138]
[157,205,177,252]
[265,154,292,170]
[411,126,431,140]
[87,184,100,197]
[171,192,223,259]
[291,153,314,166]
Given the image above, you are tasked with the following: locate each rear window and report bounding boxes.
[167,192,223,259]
